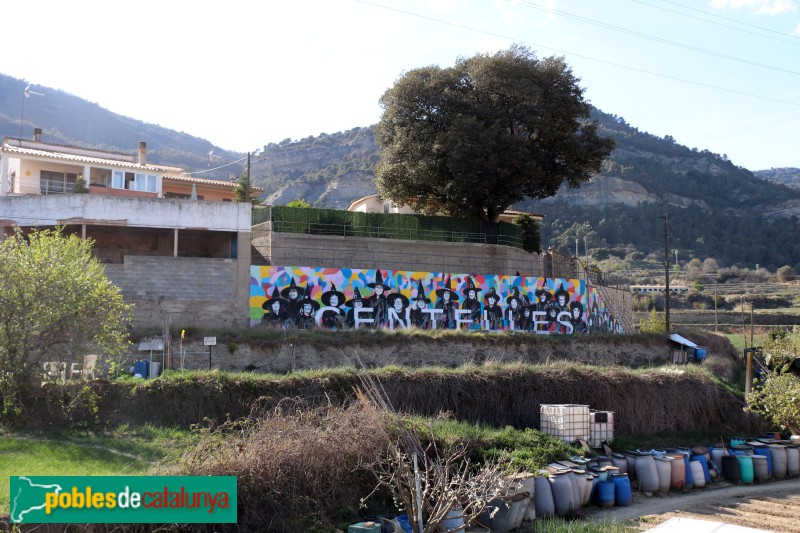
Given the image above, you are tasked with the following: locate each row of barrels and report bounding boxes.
[530,440,799,520]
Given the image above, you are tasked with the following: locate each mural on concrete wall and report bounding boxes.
[250,266,623,334]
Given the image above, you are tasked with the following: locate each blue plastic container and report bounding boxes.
[396,515,413,533]
[596,480,615,508]
[754,447,773,476]
[133,360,149,378]
[612,474,632,507]
[695,348,707,361]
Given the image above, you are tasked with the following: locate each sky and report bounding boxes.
[2,0,799,170]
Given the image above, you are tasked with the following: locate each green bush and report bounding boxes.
[746,373,800,435]
[638,309,666,334]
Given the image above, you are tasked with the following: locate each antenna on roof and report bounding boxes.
[19,84,44,144]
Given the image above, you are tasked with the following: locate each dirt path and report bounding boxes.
[585,477,800,532]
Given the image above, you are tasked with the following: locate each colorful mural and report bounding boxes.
[250,266,624,334]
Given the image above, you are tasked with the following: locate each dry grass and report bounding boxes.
[170,398,393,532]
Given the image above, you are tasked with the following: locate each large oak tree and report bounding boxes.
[375,45,614,228]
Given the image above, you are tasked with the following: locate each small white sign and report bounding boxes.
[203,337,217,346]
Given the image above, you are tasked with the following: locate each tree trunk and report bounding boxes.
[480,219,499,245]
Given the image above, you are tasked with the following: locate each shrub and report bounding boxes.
[638,309,666,334]
[777,265,796,283]
[746,373,800,435]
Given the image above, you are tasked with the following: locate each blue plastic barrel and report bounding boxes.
[754,447,773,476]
[596,480,615,508]
[133,360,149,378]
[612,474,632,507]
[396,515,413,533]
[695,348,707,361]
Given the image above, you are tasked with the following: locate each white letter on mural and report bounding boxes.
[388,308,407,330]
[557,311,574,334]
[354,307,374,330]
[424,308,441,329]
[455,309,472,330]
[532,311,549,335]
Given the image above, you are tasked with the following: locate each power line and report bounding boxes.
[355,0,800,107]
[632,0,800,47]
[659,0,800,39]
[513,0,800,76]
[181,155,248,176]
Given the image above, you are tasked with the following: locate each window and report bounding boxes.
[112,170,157,192]
[40,171,77,194]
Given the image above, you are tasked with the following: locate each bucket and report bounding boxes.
[737,456,754,484]
[654,456,672,494]
[612,474,632,507]
[689,461,706,488]
[396,515,412,533]
[534,475,555,519]
[770,445,788,479]
[596,480,615,508]
[754,446,773,477]
[635,454,659,493]
[549,472,574,516]
[786,446,800,477]
[441,509,465,532]
[722,455,741,483]
[751,455,769,482]
[667,455,685,491]
[690,454,711,484]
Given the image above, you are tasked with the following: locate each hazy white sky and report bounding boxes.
[3,0,799,170]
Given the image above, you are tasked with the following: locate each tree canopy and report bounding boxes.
[375,45,614,224]
[0,228,131,418]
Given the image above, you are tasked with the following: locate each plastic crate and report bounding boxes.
[539,404,590,443]
[589,410,614,447]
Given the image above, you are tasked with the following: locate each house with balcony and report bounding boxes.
[0,128,247,201]
[0,129,254,329]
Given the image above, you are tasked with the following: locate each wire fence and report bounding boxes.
[264,219,524,247]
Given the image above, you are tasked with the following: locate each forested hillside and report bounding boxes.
[0,75,241,177]
[2,72,797,270]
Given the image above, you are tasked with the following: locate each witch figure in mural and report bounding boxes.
[553,284,571,314]
[483,287,503,331]
[345,287,366,329]
[409,279,432,329]
[435,275,459,329]
[280,277,305,327]
[320,282,346,330]
[295,286,320,330]
[519,295,534,332]
[387,292,410,329]
[587,303,600,333]
[461,276,482,329]
[260,286,288,328]
[534,287,553,313]
[366,270,391,329]
[569,301,588,334]
[505,287,523,328]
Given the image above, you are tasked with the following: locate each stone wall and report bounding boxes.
[171,333,672,373]
[105,255,249,329]
[252,224,553,277]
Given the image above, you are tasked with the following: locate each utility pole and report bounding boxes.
[246,152,251,203]
[714,283,718,333]
[663,213,670,333]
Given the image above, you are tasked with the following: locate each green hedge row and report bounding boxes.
[253,206,522,247]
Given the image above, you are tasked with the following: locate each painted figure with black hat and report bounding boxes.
[553,284,570,314]
[461,276,482,327]
[506,287,523,327]
[387,292,410,329]
[569,301,588,334]
[320,282,346,330]
[435,275,459,329]
[519,295,534,331]
[261,286,288,328]
[280,277,305,327]
[366,270,391,328]
[345,287,367,329]
[534,286,553,314]
[410,279,432,329]
[296,285,320,330]
[483,287,503,330]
